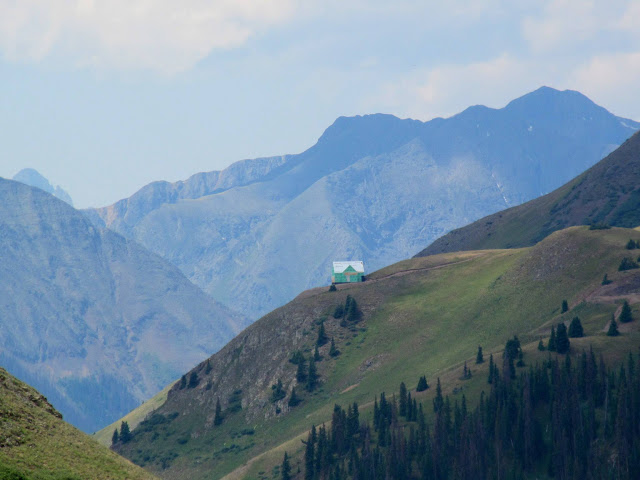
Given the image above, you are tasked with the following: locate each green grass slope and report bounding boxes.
[0,367,158,480]
[417,130,640,256]
[114,225,640,480]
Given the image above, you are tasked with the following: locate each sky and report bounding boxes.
[1,0,639,208]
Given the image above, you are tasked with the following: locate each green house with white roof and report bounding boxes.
[332,261,365,284]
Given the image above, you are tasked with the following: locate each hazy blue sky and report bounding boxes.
[1,0,639,207]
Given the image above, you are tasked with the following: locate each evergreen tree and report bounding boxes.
[307,357,319,392]
[316,321,328,347]
[214,398,223,425]
[488,354,495,384]
[204,359,212,374]
[329,337,340,357]
[476,345,484,364]
[556,323,570,354]
[281,452,292,480]
[618,257,639,271]
[272,379,286,402]
[188,371,199,388]
[345,296,361,322]
[626,239,637,249]
[568,316,584,337]
[538,338,545,351]
[333,304,344,318]
[433,378,443,413]
[561,299,569,313]
[314,345,321,362]
[179,374,187,389]
[548,326,557,352]
[329,284,337,292]
[602,273,612,285]
[296,357,307,383]
[619,300,633,323]
[607,314,620,337]
[288,387,301,407]
[119,421,131,443]
[399,382,408,417]
[111,428,119,445]
[416,375,429,392]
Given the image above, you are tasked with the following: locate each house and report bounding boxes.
[332,261,365,284]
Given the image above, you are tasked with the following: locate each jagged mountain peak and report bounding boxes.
[12,167,74,206]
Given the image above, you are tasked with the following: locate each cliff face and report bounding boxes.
[0,178,246,432]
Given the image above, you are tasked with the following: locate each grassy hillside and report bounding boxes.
[114,225,640,479]
[418,130,640,256]
[0,367,158,480]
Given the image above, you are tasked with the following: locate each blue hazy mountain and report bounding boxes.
[87,87,639,320]
[13,167,74,206]
[0,177,247,432]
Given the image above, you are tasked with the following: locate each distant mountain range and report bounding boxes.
[13,167,74,205]
[86,87,639,320]
[418,129,640,256]
[0,178,247,432]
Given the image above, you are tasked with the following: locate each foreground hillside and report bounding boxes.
[115,225,640,479]
[0,367,157,480]
[419,129,640,256]
[0,178,246,432]
[87,87,639,319]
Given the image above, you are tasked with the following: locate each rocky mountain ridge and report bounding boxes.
[87,87,640,320]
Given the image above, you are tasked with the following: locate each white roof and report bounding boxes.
[333,261,364,273]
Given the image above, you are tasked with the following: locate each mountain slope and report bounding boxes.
[116,225,640,479]
[0,367,158,480]
[87,87,639,319]
[418,129,640,256]
[0,178,247,432]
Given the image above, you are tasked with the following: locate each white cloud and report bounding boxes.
[521,0,638,53]
[571,51,640,119]
[373,54,554,121]
[0,0,296,73]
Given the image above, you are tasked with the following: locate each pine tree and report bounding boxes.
[272,379,286,402]
[548,326,557,352]
[433,378,443,413]
[281,452,292,480]
[314,345,321,362]
[329,338,340,357]
[399,382,408,417]
[214,398,223,425]
[626,239,637,249]
[568,316,584,338]
[296,357,307,382]
[329,284,337,292]
[476,345,484,364]
[288,387,301,407]
[602,274,612,285]
[607,314,620,337]
[111,428,119,446]
[488,354,495,384]
[346,296,360,322]
[538,338,545,351]
[556,323,570,354]
[119,421,131,443]
[316,321,328,346]
[561,299,569,313]
[619,300,633,323]
[307,357,319,392]
[179,374,187,389]
[204,359,212,374]
[416,375,429,392]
